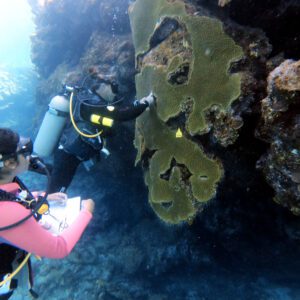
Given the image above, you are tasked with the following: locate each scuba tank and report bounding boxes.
[34,74,119,157]
[34,95,69,157]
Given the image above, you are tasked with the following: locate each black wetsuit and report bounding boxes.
[48,100,148,193]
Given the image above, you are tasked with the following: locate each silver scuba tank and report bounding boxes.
[34,95,69,157]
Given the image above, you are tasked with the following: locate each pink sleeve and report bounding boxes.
[0,202,92,259]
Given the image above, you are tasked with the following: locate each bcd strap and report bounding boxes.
[0,181,25,203]
[0,189,18,202]
[0,183,49,222]
[0,183,19,195]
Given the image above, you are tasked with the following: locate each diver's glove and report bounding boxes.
[137,93,156,107]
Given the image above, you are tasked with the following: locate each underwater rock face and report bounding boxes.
[130,0,246,224]
[29,0,300,227]
[29,0,93,77]
[79,32,136,95]
[191,0,300,59]
[257,59,300,215]
[228,0,300,58]
[24,0,300,298]
[29,0,136,106]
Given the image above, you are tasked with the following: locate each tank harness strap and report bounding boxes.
[0,183,19,194]
[48,107,69,118]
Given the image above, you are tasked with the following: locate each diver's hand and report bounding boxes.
[82,199,95,214]
[139,92,155,106]
[47,192,67,203]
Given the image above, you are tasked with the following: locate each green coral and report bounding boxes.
[135,107,222,223]
[129,0,186,55]
[130,0,243,224]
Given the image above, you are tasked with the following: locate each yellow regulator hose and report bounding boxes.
[69,92,102,138]
[0,253,32,287]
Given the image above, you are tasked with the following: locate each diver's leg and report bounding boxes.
[48,149,81,193]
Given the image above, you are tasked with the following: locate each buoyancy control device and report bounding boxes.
[33,72,120,158]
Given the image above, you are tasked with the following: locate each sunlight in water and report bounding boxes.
[38,0,55,7]
[0,0,34,67]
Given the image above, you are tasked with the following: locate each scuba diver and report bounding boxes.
[34,68,155,193]
[0,128,95,299]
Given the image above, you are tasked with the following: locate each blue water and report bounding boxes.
[0,0,36,138]
[1,1,300,300]
[0,0,34,68]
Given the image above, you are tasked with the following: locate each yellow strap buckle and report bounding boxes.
[37,203,49,215]
[91,114,114,127]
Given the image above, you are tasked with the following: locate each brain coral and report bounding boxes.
[129,0,243,224]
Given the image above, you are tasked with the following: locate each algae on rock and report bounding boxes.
[130,0,243,224]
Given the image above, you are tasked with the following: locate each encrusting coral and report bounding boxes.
[130,0,243,223]
[135,106,222,223]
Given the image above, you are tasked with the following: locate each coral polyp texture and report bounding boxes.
[129,0,243,223]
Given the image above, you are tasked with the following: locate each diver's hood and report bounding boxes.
[95,83,116,103]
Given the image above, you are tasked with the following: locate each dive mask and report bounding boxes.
[0,136,33,163]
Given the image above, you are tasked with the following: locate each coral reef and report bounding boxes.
[28,0,300,226]
[135,106,222,223]
[24,0,300,298]
[130,0,243,223]
[257,59,300,214]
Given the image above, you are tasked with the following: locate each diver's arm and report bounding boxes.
[80,101,148,123]
[0,202,92,259]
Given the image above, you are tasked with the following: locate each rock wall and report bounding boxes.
[25,1,300,299]
[257,60,300,214]
[130,0,300,222]
[28,0,300,224]
[28,0,135,104]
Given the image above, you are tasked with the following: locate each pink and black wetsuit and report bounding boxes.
[0,183,92,258]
